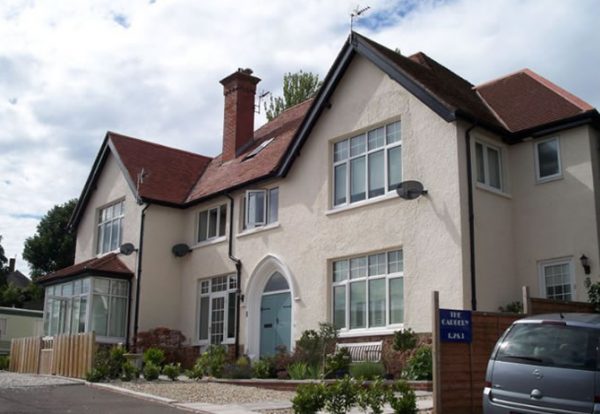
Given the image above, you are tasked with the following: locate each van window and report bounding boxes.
[496,323,600,371]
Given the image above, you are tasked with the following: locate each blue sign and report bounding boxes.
[439,308,472,343]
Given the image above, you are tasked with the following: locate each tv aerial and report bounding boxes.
[351,5,371,31]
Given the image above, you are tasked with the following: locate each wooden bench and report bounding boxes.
[335,341,383,362]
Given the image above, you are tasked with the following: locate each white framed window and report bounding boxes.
[197,204,227,243]
[535,137,562,182]
[197,275,238,345]
[333,121,402,207]
[97,200,124,254]
[332,249,404,332]
[0,318,6,339]
[539,258,574,301]
[43,277,128,340]
[244,187,279,229]
[475,141,503,191]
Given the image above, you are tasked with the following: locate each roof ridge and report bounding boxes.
[108,131,213,161]
[474,68,529,89]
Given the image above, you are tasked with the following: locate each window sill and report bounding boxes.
[536,174,563,185]
[237,222,280,239]
[193,338,236,347]
[95,336,127,344]
[96,249,121,258]
[337,326,403,338]
[475,183,512,199]
[326,193,399,216]
[191,236,227,250]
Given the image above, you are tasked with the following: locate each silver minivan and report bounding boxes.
[483,313,600,414]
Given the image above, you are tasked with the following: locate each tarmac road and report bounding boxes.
[0,383,185,413]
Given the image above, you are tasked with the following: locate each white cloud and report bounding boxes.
[0,0,598,275]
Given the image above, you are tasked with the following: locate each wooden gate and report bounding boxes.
[9,332,95,379]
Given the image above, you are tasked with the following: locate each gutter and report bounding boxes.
[225,193,242,359]
[465,123,478,311]
[132,202,150,350]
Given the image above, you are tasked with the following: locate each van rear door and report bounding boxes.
[488,322,597,414]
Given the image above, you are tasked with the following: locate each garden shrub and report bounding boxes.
[120,361,139,382]
[185,360,204,380]
[108,346,127,379]
[357,378,387,414]
[143,362,161,381]
[393,329,417,352]
[253,358,275,379]
[324,376,358,414]
[162,363,181,381]
[498,301,523,313]
[222,357,253,379]
[0,355,9,370]
[292,382,326,414]
[194,345,226,378]
[294,322,338,377]
[143,347,166,367]
[349,361,385,380]
[387,380,417,414]
[323,347,351,379]
[288,362,310,380]
[402,346,432,380]
[85,368,106,383]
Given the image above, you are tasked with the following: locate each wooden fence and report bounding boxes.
[9,332,95,379]
[433,288,597,414]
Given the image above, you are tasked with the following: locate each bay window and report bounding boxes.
[97,200,124,254]
[44,277,129,340]
[197,275,238,345]
[333,121,401,207]
[332,249,404,331]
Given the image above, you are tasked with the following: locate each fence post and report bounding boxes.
[522,286,530,315]
[432,290,441,414]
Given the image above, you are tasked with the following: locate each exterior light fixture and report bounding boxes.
[580,254,591,275]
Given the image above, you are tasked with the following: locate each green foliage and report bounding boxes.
[402,346,432,381]
[324,376,358,414]
[264,71,322,121]
[387,380,417,414]
[222,356,253,379]
[195,345,226,378]
[143,347,165,367]
[22,199,77,280]
[108,346,127,379]
[292,382,326,414]
[393,329,418,352]
[253,358,275,379]
[294,322,338,377]
[0,283,23,307]
[357,378,387,414]
[185,362,204,380]
[0,355,9,370]
[323,347,351,379]
[162,363,181,381]
[143,362,161,381]
[498,301,523,313]
[120,361,139,382]
[585,277,600,311]
[287,362,309,380]
[349,361,386,380]
[85,368,107,383]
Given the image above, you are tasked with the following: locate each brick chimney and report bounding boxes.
[8,258,15,273]
[220,68,261,162]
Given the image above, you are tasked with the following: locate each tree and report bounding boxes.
[264,70,322,121]
[23,199,77,280]
[0,235,8,288]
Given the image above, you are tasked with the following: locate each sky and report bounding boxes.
[1,0,599,276]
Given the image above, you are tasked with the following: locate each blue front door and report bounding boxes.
[260,292,291,357]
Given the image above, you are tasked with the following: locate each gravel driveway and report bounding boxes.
[0,371,79,388]
[117,380,295,405]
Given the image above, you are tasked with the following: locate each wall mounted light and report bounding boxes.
[580,254,591,275]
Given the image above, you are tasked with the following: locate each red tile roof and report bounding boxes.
[38,253,133,284]
[186,99,312,202]
[109,133,212,204]
[476,69,594,132]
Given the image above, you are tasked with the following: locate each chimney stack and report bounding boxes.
[220,68,261,162]
[8,258,15,273]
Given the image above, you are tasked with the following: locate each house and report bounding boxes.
[38,33,600,359]
[0,307,43,355]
